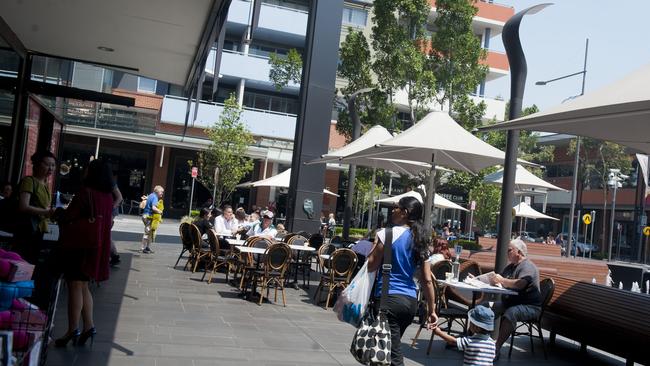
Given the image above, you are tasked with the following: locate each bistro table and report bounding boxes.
[437,278,518,307]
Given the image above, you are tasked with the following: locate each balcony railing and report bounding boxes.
[430,0,514,23]
[60,100,157,135]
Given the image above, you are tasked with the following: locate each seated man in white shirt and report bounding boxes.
[246,210,277,239]
[214,205,238,235]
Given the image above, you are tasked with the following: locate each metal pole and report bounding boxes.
[468,208,474,239]
[423,153,437,239]
[616,224,622,260]
[343,89,367,239]
[189,177,196,216]
[567,138,581,257]
[496,4,551,272]
[589,210,596,259]
[608,182,618,261]
[583,221,588,258]
[367,167,376,231]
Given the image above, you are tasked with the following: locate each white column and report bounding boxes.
[236,79,246,107]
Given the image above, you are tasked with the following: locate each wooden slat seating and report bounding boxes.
[459,250,608,283]
[540,275,650,366]
[478,237,562,257]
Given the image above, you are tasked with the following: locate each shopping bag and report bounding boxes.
[334,261,376,326]
[350,308,391,365]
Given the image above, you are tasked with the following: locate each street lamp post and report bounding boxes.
[608,169,628,261]
[535,38,588,258]
[342,87,374,240]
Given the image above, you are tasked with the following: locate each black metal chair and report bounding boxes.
[426,274,468,355]
[411,260,453,348]
[287,235,311,286]
[508,278,555,360]
[174,222,192,269]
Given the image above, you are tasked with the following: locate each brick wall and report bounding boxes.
[322,169,340,215]
[112,89,163,111]
[150,145,171,192]
[328,122,346,149]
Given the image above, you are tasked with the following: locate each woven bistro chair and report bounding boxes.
[411,260,453,347]
[175,222,193,269]
[250,243,293,306]
[239,237,273,292]
[229,236,263,285]
[425,274,468,355]
[287,235,311,286]
[203,229,229,284]
[314,248,357,308]
[181,223,209,272]
[508,278,556,360]
[315,243,335,275]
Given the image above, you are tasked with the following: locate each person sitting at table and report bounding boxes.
[426,238,451,264]
[351,229,375,257]
[487,238,542,357]
[246,210,277,239]
[193,208,213,237]
[214,205,237,235]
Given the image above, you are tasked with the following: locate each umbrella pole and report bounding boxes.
[367,167,377,231]
[424,153,437,239]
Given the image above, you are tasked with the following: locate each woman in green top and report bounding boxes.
[15,150,56,263]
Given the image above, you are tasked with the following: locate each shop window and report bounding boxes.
[342,6,367,27]
[137,77,157,94]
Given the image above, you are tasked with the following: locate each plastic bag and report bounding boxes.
[333,261,376,326]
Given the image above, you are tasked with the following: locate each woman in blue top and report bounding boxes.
[367,196,438,365]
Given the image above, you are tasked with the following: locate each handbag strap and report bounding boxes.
[379,227,393,312]
[87,189,96,222]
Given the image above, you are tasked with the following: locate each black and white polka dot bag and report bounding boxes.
[350,309,391,365]
[350,228,393,365]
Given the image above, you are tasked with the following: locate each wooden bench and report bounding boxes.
[540,275,650,366]
[477,237,562,256]
[459,250,609,283]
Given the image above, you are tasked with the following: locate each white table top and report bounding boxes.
[234,246,267,254]
[227,239,246,246]
[289,244,315,252]
[437,279,518,296]
[320,254,330,260]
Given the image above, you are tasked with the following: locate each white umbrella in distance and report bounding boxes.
[236,169,338,196]
[375,190,468,211]
[484,164,567,192]
[513,202,559,220]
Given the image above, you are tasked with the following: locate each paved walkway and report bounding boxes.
[44,216,629,366]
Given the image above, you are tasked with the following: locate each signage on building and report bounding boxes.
[191,166,198,178]
[470,200,476,210]
[439,193,467,203]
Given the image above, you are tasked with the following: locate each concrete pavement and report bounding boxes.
[44,215,629,365]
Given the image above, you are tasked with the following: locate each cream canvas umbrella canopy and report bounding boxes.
[375,191,468,211]
[343,111,532,233]
[483,63,650,154]
[236,169,338,196]
[307,125,431,176]
[484,164,567,191]
[513,202,559,221]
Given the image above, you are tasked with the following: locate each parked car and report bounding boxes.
[557,232,599,255]
[518,231,544,243]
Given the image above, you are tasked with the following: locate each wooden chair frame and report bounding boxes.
[251,243,292,306]
[203,229,229,284]
[314,248,357,308]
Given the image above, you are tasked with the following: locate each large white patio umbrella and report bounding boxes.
[343,111,531,233]
[513,202,559,221]
[484,63,650,154]
[237,169,339,196]
[375,190,468,211]
[483,164,567,192]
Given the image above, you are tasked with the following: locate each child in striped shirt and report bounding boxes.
[434,305,496,366]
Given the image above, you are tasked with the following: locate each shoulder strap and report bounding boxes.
[379,227,393,312]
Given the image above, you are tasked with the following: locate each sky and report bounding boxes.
[486,0,650,112]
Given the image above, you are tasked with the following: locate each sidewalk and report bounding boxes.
[44,216,629,365]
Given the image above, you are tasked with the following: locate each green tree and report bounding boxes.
[336,30,397,141]
[268,48,302,91]
[429,0,488,110]
[568,138,632,249]
[197,94,255,206]
[372,0,436,123]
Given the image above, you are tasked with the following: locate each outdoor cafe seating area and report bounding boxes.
[171,221,582,362]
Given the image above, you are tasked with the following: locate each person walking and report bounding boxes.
[366,196,438,365]
[55,159,114,347]
[141,185,164,253]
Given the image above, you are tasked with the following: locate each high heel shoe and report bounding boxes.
[54,329,80,347]
[77,327,96,347]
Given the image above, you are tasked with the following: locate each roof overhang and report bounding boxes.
[0,0,231,93]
